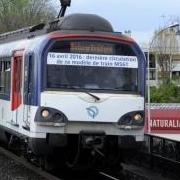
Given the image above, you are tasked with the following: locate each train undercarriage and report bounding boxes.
[0,127,139,171]
[27,133,138,171]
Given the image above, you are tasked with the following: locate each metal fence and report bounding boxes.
[146,103,180,109]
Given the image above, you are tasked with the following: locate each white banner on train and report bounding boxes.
[47,52,138,68]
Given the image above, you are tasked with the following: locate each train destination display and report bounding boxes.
[70,42,114,54]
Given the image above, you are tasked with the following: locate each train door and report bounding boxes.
[11,50,24,126]
[23,53,33,129]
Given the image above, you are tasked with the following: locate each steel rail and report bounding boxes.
[99,171,121,180]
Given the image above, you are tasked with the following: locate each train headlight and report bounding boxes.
[118,111,144,127]
[41,109,50,118]
[134,113,143,121]
[35,107,68,126]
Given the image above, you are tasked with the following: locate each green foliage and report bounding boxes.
[147,83,180,103]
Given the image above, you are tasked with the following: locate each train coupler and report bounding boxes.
[80,130,105,149]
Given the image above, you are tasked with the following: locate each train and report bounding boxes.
[0,0,146,168]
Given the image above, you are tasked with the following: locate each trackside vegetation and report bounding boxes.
[0,0,56,33]
[147,83,180,103]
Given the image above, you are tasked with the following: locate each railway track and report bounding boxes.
[0,146,61,180]
[122,163,173,180]
[0,134,179,180]
[99,171,121,180]
[98,163,173,180]
[54,133,180,180]
[0,144,123,180]
[124,134,180,180]
[56,169,122,180]
[56,163,174,180]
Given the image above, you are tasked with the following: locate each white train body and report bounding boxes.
[0,14,146,157]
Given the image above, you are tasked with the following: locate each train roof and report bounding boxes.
[0,13,115,44]
[57,13,114,32]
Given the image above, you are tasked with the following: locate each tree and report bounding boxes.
[150,24,179,84]
[0,0,56,33]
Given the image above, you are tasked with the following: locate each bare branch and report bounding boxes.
[0,0,56,33]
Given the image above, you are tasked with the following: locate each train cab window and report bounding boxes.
[0,58,11,97]
[46,40,138,93]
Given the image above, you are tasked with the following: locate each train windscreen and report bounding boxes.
[46,41,138,93]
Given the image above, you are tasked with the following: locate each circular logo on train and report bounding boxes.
[86,106,99,119]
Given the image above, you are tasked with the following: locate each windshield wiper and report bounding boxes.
[84,91,100,101]
[53,84,100,101]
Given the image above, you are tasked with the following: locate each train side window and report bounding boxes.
[0,57,11,97]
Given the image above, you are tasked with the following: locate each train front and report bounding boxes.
[31,14,145,160]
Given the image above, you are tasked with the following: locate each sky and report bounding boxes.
[53,0,180,44]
